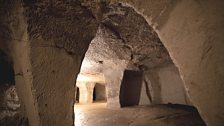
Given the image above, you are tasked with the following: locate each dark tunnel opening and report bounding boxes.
[119,70,143,107]
[0,50,15,86]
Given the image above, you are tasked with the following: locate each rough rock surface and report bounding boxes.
[24,0,98,55]
[81,3,172,74]
[0,85,27,126]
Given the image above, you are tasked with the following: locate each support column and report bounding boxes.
[103,60,127,108]
[76,82,95,104]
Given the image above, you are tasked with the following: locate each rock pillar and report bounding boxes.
[76,82,96,104]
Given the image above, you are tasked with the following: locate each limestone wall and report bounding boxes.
[159,65,191,105]
[110,0,224,125]
[140,64,191,106]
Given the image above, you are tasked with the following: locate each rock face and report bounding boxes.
[112,1,224,126]
[140,64,191,106]
[0,0,224,126]
[23,1,98,125]
[101,4,172,69]
[24,0,98,55]
[83,3,172,71]
[0,85,27,126]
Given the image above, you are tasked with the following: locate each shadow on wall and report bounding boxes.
[75,87,80,103]
[0,50,27,126]
[0,50,14,86]
[0,50,17,110]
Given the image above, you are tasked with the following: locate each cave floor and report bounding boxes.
[74,103,206,126]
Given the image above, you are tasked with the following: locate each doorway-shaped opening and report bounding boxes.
[75,83,106,104]
[119,70,143,107]
[93,83,106,103]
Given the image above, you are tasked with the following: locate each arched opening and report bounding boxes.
[75,83,106,104]
[73,2,205,126]
[93,83,106,103]
[120,70,143,107]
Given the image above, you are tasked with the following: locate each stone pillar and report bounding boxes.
[103,60,127,108]
[76,82,95,104]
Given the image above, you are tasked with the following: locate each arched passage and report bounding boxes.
[113,1,224,126]
[74,2,205,126]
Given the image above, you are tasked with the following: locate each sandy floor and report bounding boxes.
[74,103,206,126]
